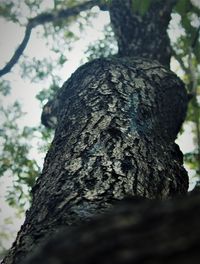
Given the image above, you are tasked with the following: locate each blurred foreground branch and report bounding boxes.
[24,192,200,264]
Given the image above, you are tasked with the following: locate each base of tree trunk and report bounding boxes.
[23,192,200,264]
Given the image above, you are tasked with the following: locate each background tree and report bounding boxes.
[0,0,200,262]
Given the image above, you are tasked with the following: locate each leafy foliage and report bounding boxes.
[0,1,19,23]
[84,24,118,61]
[171,0,200,180]
[0,102,40,209]
[131,0,156,16]
[0,80,11,96]
[36,80,60,105]
[20,57,63,83]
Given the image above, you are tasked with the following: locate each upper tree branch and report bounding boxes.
[0,0,107,78]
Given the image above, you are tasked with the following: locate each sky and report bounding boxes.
[0,3,197,254]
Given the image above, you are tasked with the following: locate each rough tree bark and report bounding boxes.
[22,191,200,264]
[3,1,191,264]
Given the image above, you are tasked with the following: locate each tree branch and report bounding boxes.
[0,0,107,78]
[0,24,32,77]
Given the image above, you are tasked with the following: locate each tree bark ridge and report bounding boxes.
[3,57,188,264]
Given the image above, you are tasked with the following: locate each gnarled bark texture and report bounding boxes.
[3,1,189,264]
[4,57,188,264]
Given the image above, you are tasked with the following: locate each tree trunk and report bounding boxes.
[109,0,176,67]
[3,57,188,264]
[22,191,200,264]
[3,1,189,264]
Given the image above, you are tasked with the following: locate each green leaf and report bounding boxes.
[131,0,154,16]
[175,0,191,14]
[0,2,19,23]
[0,80,11,96]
